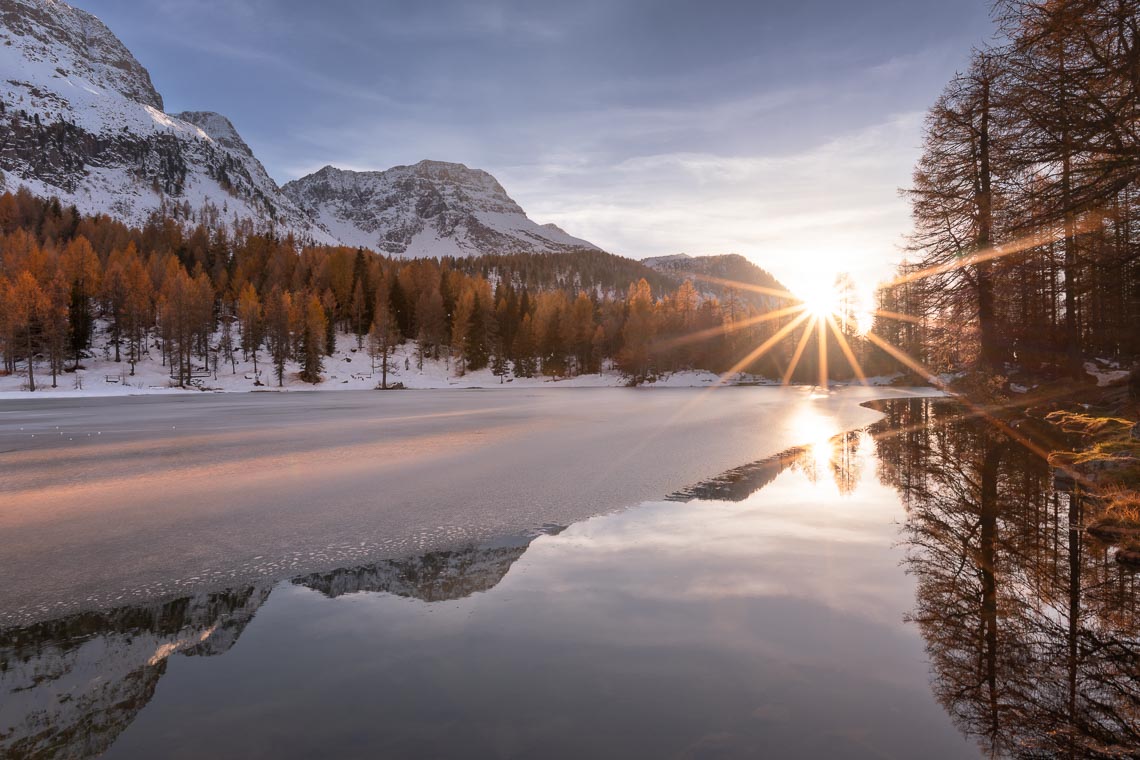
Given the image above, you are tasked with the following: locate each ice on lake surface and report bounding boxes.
[1,394,1138,758]
[0,386,934,622]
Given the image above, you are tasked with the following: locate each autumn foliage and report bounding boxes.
[0,188,807,389]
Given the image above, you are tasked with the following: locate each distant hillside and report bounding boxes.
[642,253,792,309]
[452,249,675,297]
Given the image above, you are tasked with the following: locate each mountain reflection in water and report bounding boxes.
[0,399,1136,759]
[0,530,558,759]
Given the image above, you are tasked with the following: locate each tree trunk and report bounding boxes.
[976,70,1002,369]
[25,330,35,392]
[979,442,1001,739]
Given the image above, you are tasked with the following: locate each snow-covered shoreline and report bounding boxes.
[0,330,908,399]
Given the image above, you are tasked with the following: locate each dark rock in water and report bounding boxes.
[666,447,804,502]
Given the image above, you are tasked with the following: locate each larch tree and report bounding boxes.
[619,278,656,382]
[60,236,102,370]
[567,291,597,375]
[42,271,70,387]
[263,287,293,387]
[159,267,194,386]
[300,293,326,383]
[906,53,1009,370]
[103,249,129,364]
[9,270,48,391]
[237,282,263,383]
[414,288,447,366]
[369,283,400,390]
[123,254,153,375]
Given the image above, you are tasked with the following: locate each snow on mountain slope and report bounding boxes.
[0,0,162,111]
[282,161,601,258]
[0,0,598,256]
[0,0,336,243]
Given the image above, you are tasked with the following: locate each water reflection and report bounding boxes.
[2,400,1137,758]
[2,431,946,759]
[294,525,565,602]
[667,427,862,503]
[872,399,1140,758]
[0,531,556,760]
[0,586,271,760]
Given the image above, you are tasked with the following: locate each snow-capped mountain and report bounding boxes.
[282,161,600,258]
[0,0,335,242]
[0,0,600,257]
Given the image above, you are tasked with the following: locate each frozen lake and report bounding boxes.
[0,386,933,624]
[3,390,1137,758]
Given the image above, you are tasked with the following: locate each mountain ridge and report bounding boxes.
[0,0,601,257]
[643,253,792,309]
[0,0,336,243]
[282,160,601,257]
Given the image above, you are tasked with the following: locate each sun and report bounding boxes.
[793,278,874,335]
[797,282,842,319]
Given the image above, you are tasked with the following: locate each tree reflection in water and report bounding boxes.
[872,398,1140,758]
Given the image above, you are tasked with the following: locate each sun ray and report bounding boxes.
[861,331,1085,481]
[885,212,1104,289]
[817,316,828,389]
[782,316,817,385]
[683,272,799,301]
[865,387,1084,447]
[603,309,814,476]
[715,310,813,386]
[825,314,868,386]
[869,308,926,325]
[870,308,964,329]
[654,303,806,352]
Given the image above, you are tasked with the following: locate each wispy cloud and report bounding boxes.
[82,0,992,298]
[497,114,924,295]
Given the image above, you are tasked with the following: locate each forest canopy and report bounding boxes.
[0,188,850,390]
[880,0,1140,380]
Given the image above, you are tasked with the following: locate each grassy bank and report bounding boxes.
[954,371,1140,566]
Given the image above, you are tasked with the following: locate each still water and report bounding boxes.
[2,399,1137,758]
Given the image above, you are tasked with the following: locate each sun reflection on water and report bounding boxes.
[792,410,835,482]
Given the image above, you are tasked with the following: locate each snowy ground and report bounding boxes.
[0,329,900,399]
[1084,360,1132,387]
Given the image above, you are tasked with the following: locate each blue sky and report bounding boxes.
[83,0,995,296]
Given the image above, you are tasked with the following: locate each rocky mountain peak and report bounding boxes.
[175,111,255,158]
[0,0,598,257]
[0,0,162,110]
[0,0,339,243]
[282,160,599,257]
